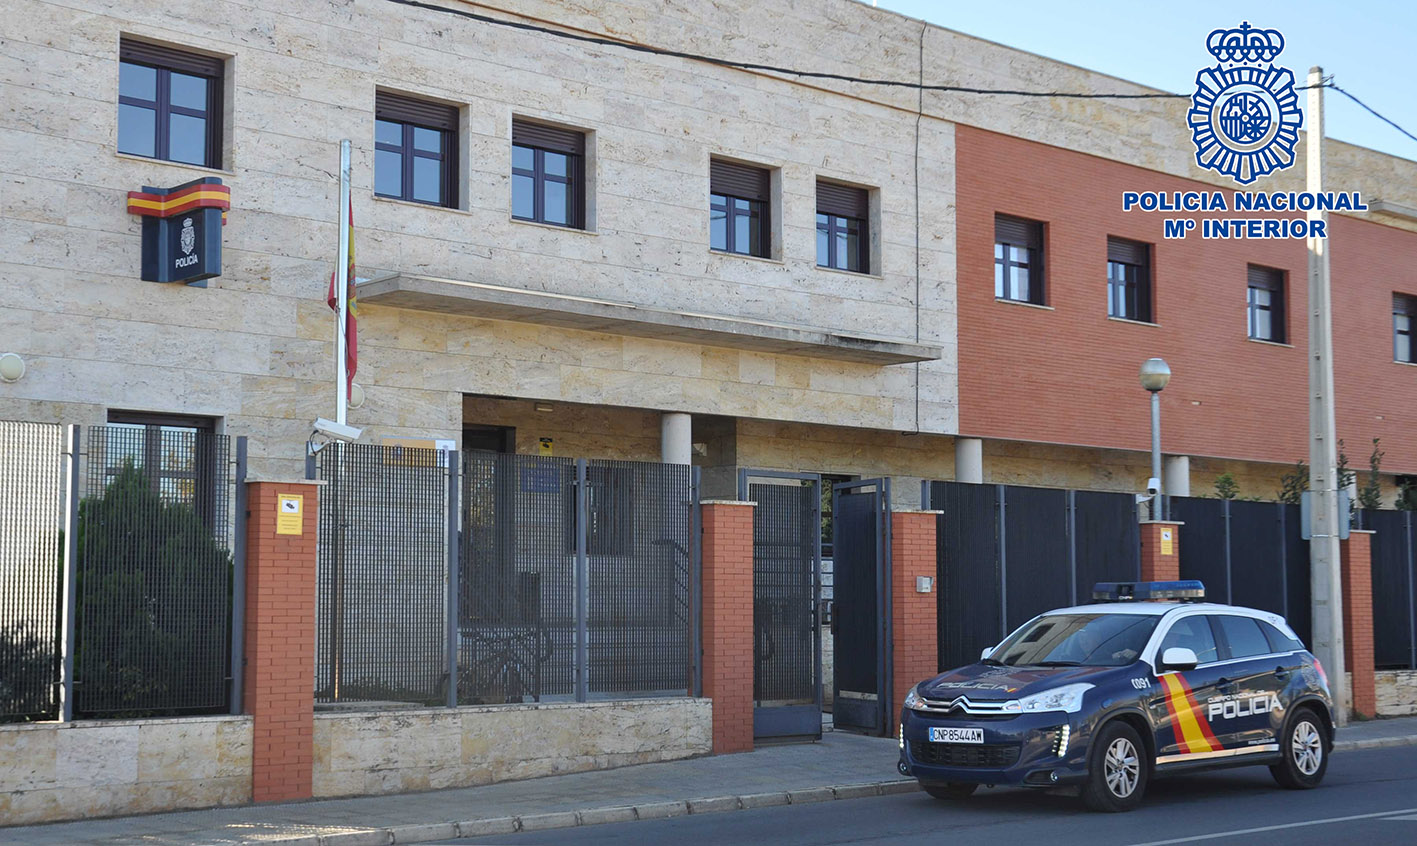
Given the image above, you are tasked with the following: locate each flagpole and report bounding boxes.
[335,139,351,425]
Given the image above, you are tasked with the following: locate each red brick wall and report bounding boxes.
[955,125,1417,474]
[701,503,754,754]
[1341,530,1377,718]
[243,481,319,802]
[1139,522,1182,583]
[890,512,938,735]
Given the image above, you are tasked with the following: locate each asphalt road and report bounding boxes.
[437,746,1417,846]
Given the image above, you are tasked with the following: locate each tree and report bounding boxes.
[1359,438,1385,511]
[1214,473,1239,500]
[0,623,56,721]
[1277,459,1309,506]
[1337,439,1356,519]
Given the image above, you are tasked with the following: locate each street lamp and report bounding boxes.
[1139,358,1171,520]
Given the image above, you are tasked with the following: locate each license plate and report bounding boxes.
[929,727,984,744]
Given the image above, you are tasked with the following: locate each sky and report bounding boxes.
[873,0,1417,163]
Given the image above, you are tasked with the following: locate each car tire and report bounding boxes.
[921,782,978,800]
[1270,707,1328,789]
[1081,721,1149,812]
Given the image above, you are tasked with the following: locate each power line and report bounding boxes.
[1328,83,1417,145]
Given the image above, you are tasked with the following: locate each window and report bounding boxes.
[1215,615,1272,660]
[375,92,458,207]
[1395,294,1416,363]
[995,215,1045,304]
[1107,237,1153,322]
[105,411,220,524]
[118,39,223,168]
[1158,615,1219,664]
[817,183,869,273]
[1248,265,1286,343]
[1259,620,1305,653]
[512,119,585,228]
[991,613,1159,667]
[710,159,770,258]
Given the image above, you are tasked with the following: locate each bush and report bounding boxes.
[0,622,57,721]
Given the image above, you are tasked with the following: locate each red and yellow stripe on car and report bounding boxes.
[126,183,231,219]
[1159,674,1222,754]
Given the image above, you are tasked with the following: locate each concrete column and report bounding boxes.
[1163,455,1190,499]
[700,501,755,754]
[243,480,320,803]
[891,511,939,736]
[661,412,692,465]
[1139,521,1183,582]
[955,437,983,484]
[1341,530,1377,719]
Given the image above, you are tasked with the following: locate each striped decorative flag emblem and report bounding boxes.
[1159,674,1222,754]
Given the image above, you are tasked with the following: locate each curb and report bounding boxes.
[276,779,920,845]
[1335,735,1417,752]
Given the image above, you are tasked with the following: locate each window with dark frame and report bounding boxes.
[374,92,459,208]
[817,182,869,273]
[710,159,770,258]
[1107,236,1153,323]
[1247,265,1286,343]
[105,411,219,526]
[995,215,1045,304]
[117,39,223,168]
[511,119,585,228]
[1396,294,1416,364]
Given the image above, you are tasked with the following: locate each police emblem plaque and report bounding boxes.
[1188,22,1302,185]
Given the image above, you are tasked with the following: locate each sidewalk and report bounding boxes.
[5,717,1415,846]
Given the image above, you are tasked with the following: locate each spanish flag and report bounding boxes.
[326,197,357,395]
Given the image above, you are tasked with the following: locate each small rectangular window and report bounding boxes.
[710,159,770,258]
[375,92,458,208]
[118,39,223,168]
[512,119,585,229]
[817,182,869,273]
[1395,294,1416,364]
[1107,236,1152,323]
[105,410,220,525]
[995,215,1045,304]
[1247,265,1286,343]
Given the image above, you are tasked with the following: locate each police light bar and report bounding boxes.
[1092,580,1205,602]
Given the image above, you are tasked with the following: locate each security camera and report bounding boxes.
[1146,476,1161,496]
[313,417,363,443]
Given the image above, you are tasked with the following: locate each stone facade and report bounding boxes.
[0,716,252,826]
[311,698,710,797]
[1376,670,1417,717]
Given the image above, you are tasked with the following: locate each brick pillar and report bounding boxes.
[891,511,939,736]
[1341,530,1377,719]
[244,480,320,802]
[1139,521,1183,582]
[701,501,754,754]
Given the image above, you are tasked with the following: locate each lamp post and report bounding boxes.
[1139,358,1171,520]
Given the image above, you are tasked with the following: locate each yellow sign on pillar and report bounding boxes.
[1159,528,1174,556]
[276,494,304,535]
[539,437,554,456]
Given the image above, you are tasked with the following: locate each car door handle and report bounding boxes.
[1217,677,1237,693]
[1275,668,1291,682]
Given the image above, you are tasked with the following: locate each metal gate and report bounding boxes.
[739,470,821,741]
[831,478,891,736]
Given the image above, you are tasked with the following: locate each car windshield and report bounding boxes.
[991,613,1159,667]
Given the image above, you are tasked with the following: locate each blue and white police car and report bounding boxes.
[898,581,1334,812]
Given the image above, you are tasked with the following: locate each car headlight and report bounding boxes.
[1007,683,1093,714]
[903,685,927,711]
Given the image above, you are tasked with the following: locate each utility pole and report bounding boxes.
[1306,66,1347,726]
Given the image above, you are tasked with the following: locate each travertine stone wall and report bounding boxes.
[312,697,711,797]
[0,716,252,826]
[1376,670,1417,717]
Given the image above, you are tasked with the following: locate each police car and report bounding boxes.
[898,581,1334,812]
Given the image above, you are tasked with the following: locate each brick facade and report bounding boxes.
[243,481,320,802]
[1341,530,1377,718]
[700,502,755,754]
[1139,521,1182,583]
[890,511,939,735]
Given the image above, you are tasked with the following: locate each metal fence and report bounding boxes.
[927,481,1141,672]
[1367,509,1416,669]
[1168,497,1310,647]
[0,422,67,721]
[314,446,699,709]
[74,424,240,717]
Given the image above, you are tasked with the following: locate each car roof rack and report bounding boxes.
[1092,580,1205,603]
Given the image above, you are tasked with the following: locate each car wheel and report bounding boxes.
[922,782,978,800]
[1270,707,1328,789]
[1081,721,1149,812]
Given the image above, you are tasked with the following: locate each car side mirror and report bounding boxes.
[1161,646,1199,672]
[980,646,995,661]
